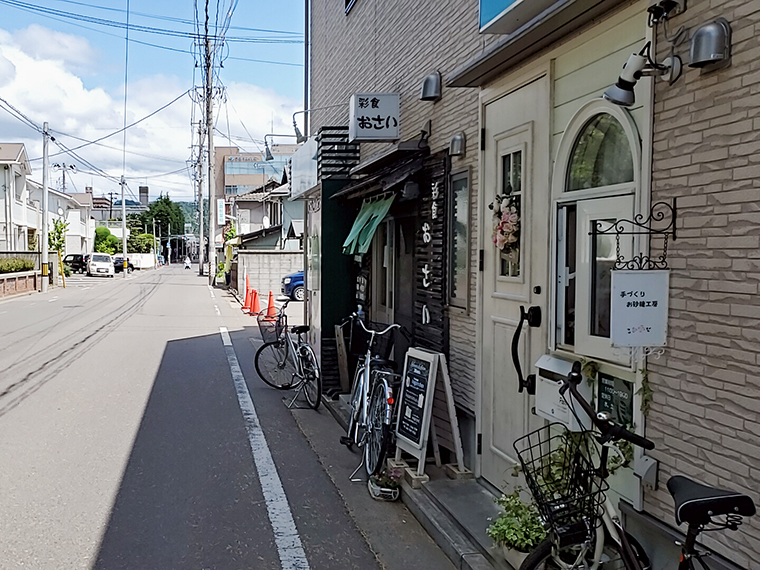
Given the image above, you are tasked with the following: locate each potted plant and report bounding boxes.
[367,466,403,501]
[486,489,546,567]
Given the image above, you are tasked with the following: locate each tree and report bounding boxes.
[94,226,122,254]
[49,218,69,287]
[140,194,185,239]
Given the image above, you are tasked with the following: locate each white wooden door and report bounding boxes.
[480,77,550,489]
[371,219,395,324]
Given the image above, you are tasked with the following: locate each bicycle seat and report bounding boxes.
[292,325,310,335]
[667,475,756,526]
[370,356,397,371]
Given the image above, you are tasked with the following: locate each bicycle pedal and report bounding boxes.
[339,436,353,448]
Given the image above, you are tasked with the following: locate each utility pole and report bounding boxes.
[41,122,50,293]
[168,222,171,264]
[204,5,216,286]
[107,191,117,219]
[120,176,127,277]
[53,163,76,193]
[152,218,157,268]
[197,121,205,275]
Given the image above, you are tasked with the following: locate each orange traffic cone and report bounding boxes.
[250,289,261,315]
[242,286,252,313]
[265,291,276,321]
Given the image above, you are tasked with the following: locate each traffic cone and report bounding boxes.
[265,291,276,321]
[241,286,252,313]
[250,289,261,315]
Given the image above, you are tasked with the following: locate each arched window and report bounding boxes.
[567,113,634,191]
[553,101,641,365]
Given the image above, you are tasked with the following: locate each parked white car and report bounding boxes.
[87,253,115,278]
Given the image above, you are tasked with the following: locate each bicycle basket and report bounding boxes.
[513,423,608,539]
[257,312,286,344]
[348,320,395,360]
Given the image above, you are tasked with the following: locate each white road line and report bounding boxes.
[219,327,309,570]
[48,296,58,303]
[208,285,215,299]
[214,305,221,316]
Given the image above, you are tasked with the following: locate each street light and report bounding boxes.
[292,104,345,143]
[263,133,299,161]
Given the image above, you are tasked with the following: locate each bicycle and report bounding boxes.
[338,313,401,479]
[516,361,756,570]
[253,299,322,410]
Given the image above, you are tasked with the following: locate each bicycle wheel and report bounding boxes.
[300,344,322,410]
[345,365,365,446]
[365,379,391,477]
[255,339,298,389]
[519,532,650,570]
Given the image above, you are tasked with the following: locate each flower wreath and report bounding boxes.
[489,194,520,255]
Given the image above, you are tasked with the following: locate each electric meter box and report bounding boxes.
[534,355,592,432]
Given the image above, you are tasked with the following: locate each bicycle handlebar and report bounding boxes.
[561,361,655,451]
[349,312,401,337]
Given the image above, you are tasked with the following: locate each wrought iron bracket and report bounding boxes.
[590,199,677,270]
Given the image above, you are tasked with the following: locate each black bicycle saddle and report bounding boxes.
[667,475,756,526]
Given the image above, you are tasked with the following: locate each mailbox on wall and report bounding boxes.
[534,355,592,432]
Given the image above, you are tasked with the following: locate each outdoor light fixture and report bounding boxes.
[690,18,731,72]
[603,42,682,107]
[419,71,442,102]
[449,132,466,157]
[292,104,345,143]
[646,0,685,26]
[263,133,299,161]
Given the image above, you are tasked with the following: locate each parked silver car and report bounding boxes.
[87,253,115,277]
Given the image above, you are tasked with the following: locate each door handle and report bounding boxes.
[511,306,541,395]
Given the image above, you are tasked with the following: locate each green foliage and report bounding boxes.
[486,489,546,553]
[94,226,122,254]
[637,369,653,416]
[48,219,69,253]
[129,233,155,254]
[140,194,185,240]
[224,224,237,242]
[28,233,38,251]
[0,258,35,274]
[62,264,72,277]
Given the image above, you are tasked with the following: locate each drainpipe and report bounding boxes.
[4,165,11,250]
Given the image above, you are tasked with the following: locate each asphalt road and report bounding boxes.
[0,265,454,570]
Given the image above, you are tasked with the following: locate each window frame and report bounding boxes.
[448,167,470,311]
[345,0,357,14]
[550,99,642,366]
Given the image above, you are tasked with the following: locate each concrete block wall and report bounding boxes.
[309,0,494,413]
[646,1,760,565]
[238,251,303,301]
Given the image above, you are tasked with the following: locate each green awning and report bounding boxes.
[342,195,395,255]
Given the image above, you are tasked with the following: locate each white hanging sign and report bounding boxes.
[610,270,669,347]
[348,93,399,142]
[217,198,225,226]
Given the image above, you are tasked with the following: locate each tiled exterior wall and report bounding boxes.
[647,1,760,565]
[309,0,497,413]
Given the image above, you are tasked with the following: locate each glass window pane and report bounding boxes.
[563,205,577,346]
[450,174,469,307]
[590,220,616,338]
[495,151,521,277]
[567,114,633,191]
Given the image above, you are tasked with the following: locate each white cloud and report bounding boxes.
[13,24,98,74]
[0,25,300,202]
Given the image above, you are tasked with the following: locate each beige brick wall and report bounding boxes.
[309,0,493,412]
[647,1,760,565]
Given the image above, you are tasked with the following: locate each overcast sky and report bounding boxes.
[0,0,305,202]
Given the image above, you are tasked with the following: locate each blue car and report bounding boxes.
[281,270,305,301]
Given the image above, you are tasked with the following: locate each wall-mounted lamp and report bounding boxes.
[603,42,682,107]
[292,103,345,143]
[646,0,685,26]
[420,71,442,102]
[690,18,731,73]
[449,132,466,157]
[263,133,299,161]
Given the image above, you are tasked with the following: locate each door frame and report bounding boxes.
[475,62,552,479]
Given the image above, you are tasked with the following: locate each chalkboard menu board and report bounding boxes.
[396,349,438,451]
[597,373,633,426]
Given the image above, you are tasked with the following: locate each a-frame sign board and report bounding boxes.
[394,347,465,476]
